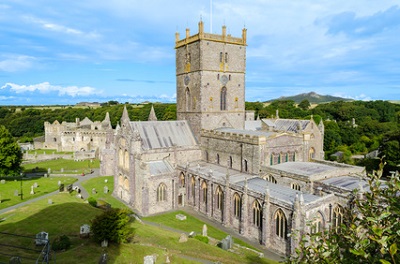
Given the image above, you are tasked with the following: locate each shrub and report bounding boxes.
[88,197,97,207]
[52,235,71,251]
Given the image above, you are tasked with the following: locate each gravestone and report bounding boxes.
[175,214,187,221]
[104,179,108,183]
[44,173,48,178]
[92,188,97,194]
[178,233,188,243]
[143,255,156,264]
[104,186,108,194]
[165,256,170,263]
[202,224,207,237]
[48,199,52,205]
[33,182,38,188]
[59,184,65,192]
[14,190,19,196]
[220,238,229,250]
[80,224,90,238]
[61,168,64,173]
[226,235,233,249]
[0,180,5,184]
[9,256,22,264]
[98,253,107,264]
[30,186,35,195]
[58,180,61,186]
[101,239,108,247]
[35,232,48,246]
[188,231,196,238]
[67,184,73,193]
[48,168,51,174]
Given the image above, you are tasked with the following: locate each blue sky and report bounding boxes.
[0,1,399,105]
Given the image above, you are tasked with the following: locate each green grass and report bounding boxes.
[22,159,100,174]
[0,176,77,210]
[81,176,131,210]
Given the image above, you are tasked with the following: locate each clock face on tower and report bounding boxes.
[220,75,229,85]
[184,75,190,85]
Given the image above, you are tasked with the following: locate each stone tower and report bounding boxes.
[175,21,247,140]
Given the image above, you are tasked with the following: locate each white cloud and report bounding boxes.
[0,55,35,72]
[1,82,102,97]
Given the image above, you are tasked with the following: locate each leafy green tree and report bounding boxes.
[91,208,134,244]
[286,160,400,264]
[0,125,22,176]
[298,99,311,111]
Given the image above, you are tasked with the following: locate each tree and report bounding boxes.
[0,125,22,176]
[90,208,134,244]
[298,99,311,111]
[285,160,400,264]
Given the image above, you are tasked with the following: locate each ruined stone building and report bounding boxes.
[35,113,113,158]
[100,21,367,256]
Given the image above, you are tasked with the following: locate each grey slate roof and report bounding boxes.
[271,162,338,177]
[147,160,174,176]
[262,119,310,132]
[130,120,197,150]
[216,127,276,137]
[321,176,370,192]
[244,120,262,131]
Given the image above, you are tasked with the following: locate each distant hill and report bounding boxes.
[266,92,353,104]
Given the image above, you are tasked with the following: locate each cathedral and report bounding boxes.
[100,21,367,256]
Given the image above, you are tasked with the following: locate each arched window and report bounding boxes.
[205,151,209,162]
[277,154,281,164]
[333,206,344,231]
[311,212,324,234]
[229,156,233,168]
[185,87,191,111]
[179,173,185,188]
[252,200,262,228]
[216,186,224,210]
[216,154,220,164]
[157,183,167,202]
[220,87,227,110]
[119,149,123,167]
[264,175,277,184]
[124,150,129,170]
[219,52,223,62]
[201,181,208,204]
[191,176,196,200]
[285,153,289,162]
[275,209,287,238]
[123,177,129,190]
[233,193,241,218]
[309,148,315,160]
[243,159,248,172]
[119,175,124,187]
[270,154,273,165]
[291,182,301,191]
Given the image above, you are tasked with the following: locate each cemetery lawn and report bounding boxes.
[22,158,100,174]
[0,176,279,264]
[26,149,73,155]
[0,176,77,210]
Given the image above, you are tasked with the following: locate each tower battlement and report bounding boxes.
[175,21,247,48]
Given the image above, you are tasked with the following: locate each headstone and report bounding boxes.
[143,255,155,264]
[48,199,52,205]
[105,179,108,183]
[0,180,5,184]
[48,168,51,174]
[101,239,108,247]
[188,231,196,238]
[59,184,65,192]
[202,224,208,237]
[175,214,187,221]
[67,184,73,193]
[80,224,90,238]
[61,168,64,173]
[33,182,38,188]
[219,238,229,250]
[14,190,19,196]
[104,186,108,194]
[226,235,233,249]
[35,232,48,246]
[98,253,107,264]
[30,186,35,195]
[44,173,48,178]
[58,180,61,186]
[165,256,170,263]
[9,256,22,264]
[92,188,97,194]
[178,233,188,243]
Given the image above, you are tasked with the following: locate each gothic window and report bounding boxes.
[277,154,281,164]
[285,153,289,162]
[205,151,209,162]
[157,183,167,202]
[53,138,57,142]
[291,182,301,191]
[191,176,196,201]
[216,186,224,210]
[309,148,315,160]
[229,156,233,169]
[311,212,324,234]
[124,150,129,170]
[225,52,228,63]
[119,149,123,167]
[185,87,191,111]
[275,209,287,238]
[123,177,129,190]
[201,181,208,204]
[243,159,248,172]
[233,193,242,218]
[220,87,227,111]
[188,53,191,63]
[219,52,223,62]
[265,175,277,184]
[252,200,262,228]
[270,154,273,166]
[332,206,344,231]
[179,173,185,188]
[216,154,220,164]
